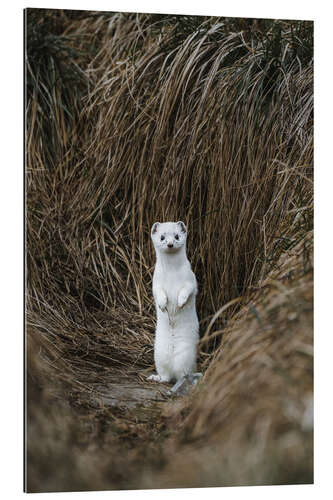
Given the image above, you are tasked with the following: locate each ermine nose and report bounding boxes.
[167,243,174,248]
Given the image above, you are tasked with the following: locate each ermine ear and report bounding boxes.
[151,222,160,235]
[177,221,187,233]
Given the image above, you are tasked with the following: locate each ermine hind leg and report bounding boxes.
[147,373,171,383]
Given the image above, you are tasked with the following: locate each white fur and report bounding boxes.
[148,221,199,383]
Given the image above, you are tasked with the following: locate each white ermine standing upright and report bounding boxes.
[148,221,199,383]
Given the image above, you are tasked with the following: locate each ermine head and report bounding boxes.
[151,221,187,254]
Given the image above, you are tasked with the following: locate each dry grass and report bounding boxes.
[149,230,313,488]
[25,9,313,492]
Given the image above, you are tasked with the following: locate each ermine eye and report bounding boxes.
[160,235,165,241]
[175,234,179,240]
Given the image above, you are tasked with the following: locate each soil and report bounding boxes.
[90,377,170,409]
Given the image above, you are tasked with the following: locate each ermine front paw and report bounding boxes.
[177,290,190,309]
[157,293,167,312]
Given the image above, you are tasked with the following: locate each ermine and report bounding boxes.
[148,221,200,384]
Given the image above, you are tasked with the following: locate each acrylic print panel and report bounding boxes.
[25,7,313,493]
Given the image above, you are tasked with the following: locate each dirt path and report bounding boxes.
[90,377,170,409]
[66,367,172,412]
